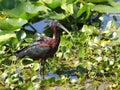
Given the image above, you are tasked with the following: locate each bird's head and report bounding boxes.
[52,20,73,39]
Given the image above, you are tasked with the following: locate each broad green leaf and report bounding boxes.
[78,47,86,59]
[0,18,27,30]
[5,1,49,19]
[105,20,117,30]
[33,62,39,71]
[77,4,88,18]
[61,46,68,53]
[0,31,16,42]
[22,82,34,90]
[77,4,93,20]
[48,12,68,20]
[81,25,93,35]
[43,0,61,9]
[108,0,120,8]
[15,30,26,41]
[92,5,120,14]
[0,0,20,10]
[84,0,109,3]
[61,3,73,14]
[112,28,120,45]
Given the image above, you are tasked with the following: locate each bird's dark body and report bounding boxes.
[17,21,60,61]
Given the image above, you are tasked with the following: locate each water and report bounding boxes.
[25,19,52,33]
[103,15,120,29]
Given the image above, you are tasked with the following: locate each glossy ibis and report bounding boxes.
[17,20,72,80]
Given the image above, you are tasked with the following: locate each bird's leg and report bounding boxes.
[41,60,45,80]
[38,59,44,80]
[38,60,41,80]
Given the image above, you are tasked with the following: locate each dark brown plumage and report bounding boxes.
[17,20,71,80]
[17,20,60,61]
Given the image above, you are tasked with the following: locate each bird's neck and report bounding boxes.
[53,30,60,45]
[51,21,60,47]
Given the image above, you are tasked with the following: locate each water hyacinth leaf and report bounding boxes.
[0,0,19,10]
[6,18,27,27]
[0,46,6,55]
[48,12,68,20]
[109,0,120,8]
[5,1,49,19]
[61,3,73,14]
[92,4,120,14]
[84,0,109,3]
[33,62,39,71]
[22,82,34,90]
[77,4,92,20]
[8,37,18,46]
[43,0,61,9]
[47,77,56,83]
[105,20,118,30]
[78,47,86,59]
[112,28,120,45]
[16,30,26,41]
[61,46,68,53]
[0,31,16,42]
[82,25,93,35]
[0,18,27,30]
[77,5,86,18]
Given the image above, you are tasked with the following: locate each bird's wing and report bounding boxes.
[17,40,51,60]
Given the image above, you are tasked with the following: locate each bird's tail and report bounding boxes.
[16,46,28,59]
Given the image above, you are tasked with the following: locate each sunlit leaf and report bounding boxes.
[61,3,73,14]
[16,30,26,41]
[92,4,120,14]
[84,0,109,3]
[77,4,93,19]
[0,18,27,30]
[33,62,39,71]
[5,1,49,19]
[43,0,61,9]
[0,31,16,42]
[112,28,120,45]
[48,12,68,20]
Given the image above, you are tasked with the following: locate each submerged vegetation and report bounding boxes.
[0,0,120,89]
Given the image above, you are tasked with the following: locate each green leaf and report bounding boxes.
[77,3,93,20]
[22,82,34,90]
[105,20,118,30]
[0,18,27,30]
[33,62,39,71]
[81,25,93,35]
[92,5,120,14]
[43,0,61,9]
[0,31,16,42]
[84,0,109,3]
[5,1,49,19]
[108,0,120,8]
[48,12,68,20]
[0,0,20,10]
[61,3,73,14]
[16,30,26,41]
[112,28,120,45]
[61,46,68,53]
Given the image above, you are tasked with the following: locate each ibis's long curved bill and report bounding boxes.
[56,21,73,39]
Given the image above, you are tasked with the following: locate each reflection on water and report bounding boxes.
[103,15,120,30]
[45,71,59,80]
